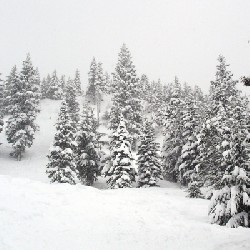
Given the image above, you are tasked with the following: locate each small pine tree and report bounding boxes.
[47,71,63,100]
[86,57,98,104]
[137,120,163,187]
[208,166,250,227]
[46,101,77,184]
[0,73,4,140]
[76,103,99,185]
[74,69,82,95]
[106,114,135,188]
[65,78,80,126]
[6,54,40,160]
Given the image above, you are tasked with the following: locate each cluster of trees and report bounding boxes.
[41,69,82,100]
[47,45,163,189]
[1,44,249,228]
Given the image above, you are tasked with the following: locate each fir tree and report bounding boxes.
[137,120,163,187]
[86,57,98,104]
[76,103,99,185]
[41,74,51,99]
[47,71,63,100]
[162,77,184,181]
[0,73,4,140]
[65,78,80,126]
[46,101,77,184]
[208,166,250,228]
[106,114,135,188]
[6,54,40,160]
[110,44,143,146]
[4,66,20,114]
[74,69,82,95]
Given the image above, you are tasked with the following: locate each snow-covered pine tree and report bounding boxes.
[47,71,63,100]
[137,120,163,187]
[46,101,77,184]
[177,87,200,185]
[60,75,66,93]
[139,74,151,102]
[208,166,250,227]
[197,56,240,188]
[110,44,143,147]
[162,76,184,182]
[65,78,80,126]
[0,73,4,140]
[41,74,51,99]
[106,114,135,188]
[86,57,98,104]
[76,102,99,185]
[6,54,40,160]
[3,66,19,114]
[74,69,82,96]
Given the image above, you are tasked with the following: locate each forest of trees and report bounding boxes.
[1,44,250,228]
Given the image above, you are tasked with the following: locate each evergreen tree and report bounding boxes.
[6,54,40,160]
[76,103,99,185]
[86,57,98,104]
[208,166,250,228]
[106,114,135,188]
[3,66,19,114]
[46,101,77,184]
[74,69,82,95]
[197,56,241,187]
[65,78,80,126]
[110,44,143,146]
[0,73,4,140]
[47,71,63,100]
[41,74,51,98]
[137,120,163,187]
[162,77,184,181]
[177,89,200,185]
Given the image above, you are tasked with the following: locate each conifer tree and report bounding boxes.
[60,75,66,93]
[110,44,143,146]
[6,54,40,160]
[74,69,82,95]
[162,77,184,181]
[41,74,51,98]
[65,78,80,126]
[46,101,77,184]
[197,56,241,187]
[0,73,4,140]
[208,166,250,228]
[3,66,19,114]
[106,114,135,188]
[47,71,63,100]
[76,103,99,185]
[137,120,163,187]
[86,57,98,104]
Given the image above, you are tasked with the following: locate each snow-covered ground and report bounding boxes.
[0,99,250,250]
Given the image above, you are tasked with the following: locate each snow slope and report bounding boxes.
[0,99,250,250]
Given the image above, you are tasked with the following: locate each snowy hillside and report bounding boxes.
[0,99,249,250]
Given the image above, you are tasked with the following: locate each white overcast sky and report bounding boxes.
[0,0,250,92]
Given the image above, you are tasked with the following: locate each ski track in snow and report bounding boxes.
[0,99,249,250]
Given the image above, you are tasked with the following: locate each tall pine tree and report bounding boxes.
[46,101,77,184]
